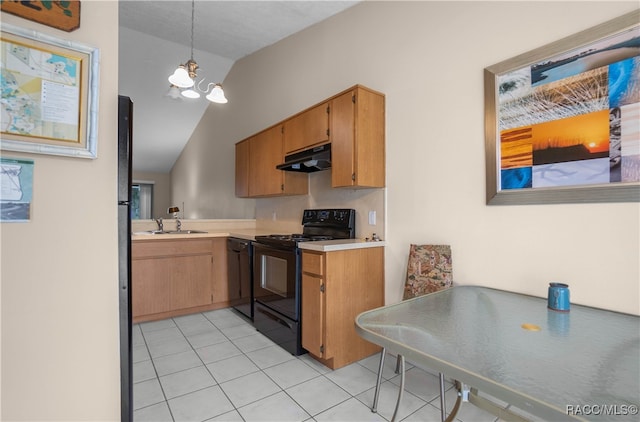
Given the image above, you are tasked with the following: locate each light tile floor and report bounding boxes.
[132,308,517,422]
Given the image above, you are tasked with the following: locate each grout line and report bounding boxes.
[135,309,462,422]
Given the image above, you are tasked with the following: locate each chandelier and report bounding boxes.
[167,0,228,103]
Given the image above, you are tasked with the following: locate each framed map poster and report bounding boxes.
[0,23,99,159]
[484,10,640,204]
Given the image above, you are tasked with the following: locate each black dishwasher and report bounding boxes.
[227,237,253,320]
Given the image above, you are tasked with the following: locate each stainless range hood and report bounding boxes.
[276,143,331,173]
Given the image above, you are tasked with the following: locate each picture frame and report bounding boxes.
[484,10,640,205]
[1,23,99,159]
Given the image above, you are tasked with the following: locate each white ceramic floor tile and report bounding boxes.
[357,352,403,381]
[206,354,260,383]
[152,349,203,377]
[132,312,475,422]
[133,401,173,422]
[285,376,351,416]
[140,319,176,333]
[313,397,387,422]
[209,409,245,421]
[195,340,243,364]
[185,328,228,349]
[231,332,277,353]
[402,403,443,422]
[220,371,282,407]
[237,391,310,421]
[159,366,216,399]
[246,344,297,369]
[325,361,379,396]
[132,344,150,364]
[132,324,145,347]
[356,381,427,421]
[133,359,156,383]
[221,323,261,340]
[147,337,193,359]
[297,353,333,374]
[207,312,248,329]
[389,366,448,403]
[143,326,185,344]
[263,359,321,389]
[133,378,165,410]
[168,385,234,422]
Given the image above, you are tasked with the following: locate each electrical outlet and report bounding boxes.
[272,211,277,221]
[368,210,376,225]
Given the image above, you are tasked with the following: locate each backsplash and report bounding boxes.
[255,170,386,239]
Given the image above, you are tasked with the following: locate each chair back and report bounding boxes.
[403,244,452,300]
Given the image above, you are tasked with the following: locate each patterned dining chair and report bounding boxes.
[371,244,453,421]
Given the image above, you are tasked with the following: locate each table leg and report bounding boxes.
[391,355,405,422]
[439,372,447,422]
[371,348,386,413]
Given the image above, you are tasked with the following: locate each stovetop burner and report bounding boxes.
[254,209,355,249]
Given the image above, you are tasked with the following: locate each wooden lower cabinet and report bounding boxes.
[132,237,228,323]
[301,247,384,369]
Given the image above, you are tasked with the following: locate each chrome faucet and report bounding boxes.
[168,206,181,232]
[154,217,163,231]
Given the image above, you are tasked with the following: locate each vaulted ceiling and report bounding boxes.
[119,1,358,173]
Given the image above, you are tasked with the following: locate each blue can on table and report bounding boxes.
[548,282,570,312]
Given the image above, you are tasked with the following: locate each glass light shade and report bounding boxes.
[165,85,182,100]
[168,66,194,88]
[181,88,200,99]
[206,85,228,103]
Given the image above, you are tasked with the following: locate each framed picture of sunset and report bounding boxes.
[484,10,640,205]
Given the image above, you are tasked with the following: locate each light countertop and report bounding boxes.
[133,231,384,251]
[131,229,272,242]
[298,238,385,252]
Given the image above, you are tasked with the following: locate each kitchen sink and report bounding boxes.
[133,230,208,235]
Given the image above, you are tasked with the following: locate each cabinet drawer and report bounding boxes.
[133,239,213,258]
[302,252,324,276]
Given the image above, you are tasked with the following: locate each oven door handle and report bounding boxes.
[257,306,293,329]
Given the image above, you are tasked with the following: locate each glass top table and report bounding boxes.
[355,286,639,421]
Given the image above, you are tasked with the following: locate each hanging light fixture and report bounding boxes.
[167,0,228,103]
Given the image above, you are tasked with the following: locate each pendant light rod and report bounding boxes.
[166,0,228,103]
[189,0,195,61]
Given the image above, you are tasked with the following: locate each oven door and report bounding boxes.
[253,242,299,321]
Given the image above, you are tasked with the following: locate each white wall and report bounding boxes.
[174,1,639,315]
[0,2,120,420]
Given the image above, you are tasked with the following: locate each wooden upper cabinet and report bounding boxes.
[283,102,329,154]
[247,125,308,197]
[234,85,384,197]
[330,86,385,188]
[235,139,250,198]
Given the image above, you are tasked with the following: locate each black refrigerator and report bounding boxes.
[117,95,133,422]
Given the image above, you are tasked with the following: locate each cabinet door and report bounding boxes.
[235,139,250,197]
[330,91,356,187]
[283,102,329,154]
[248,125,284,196]
[170,254,212,310]
[132,257,172,318]
[301,272,325,357]
[331,87,385,188]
